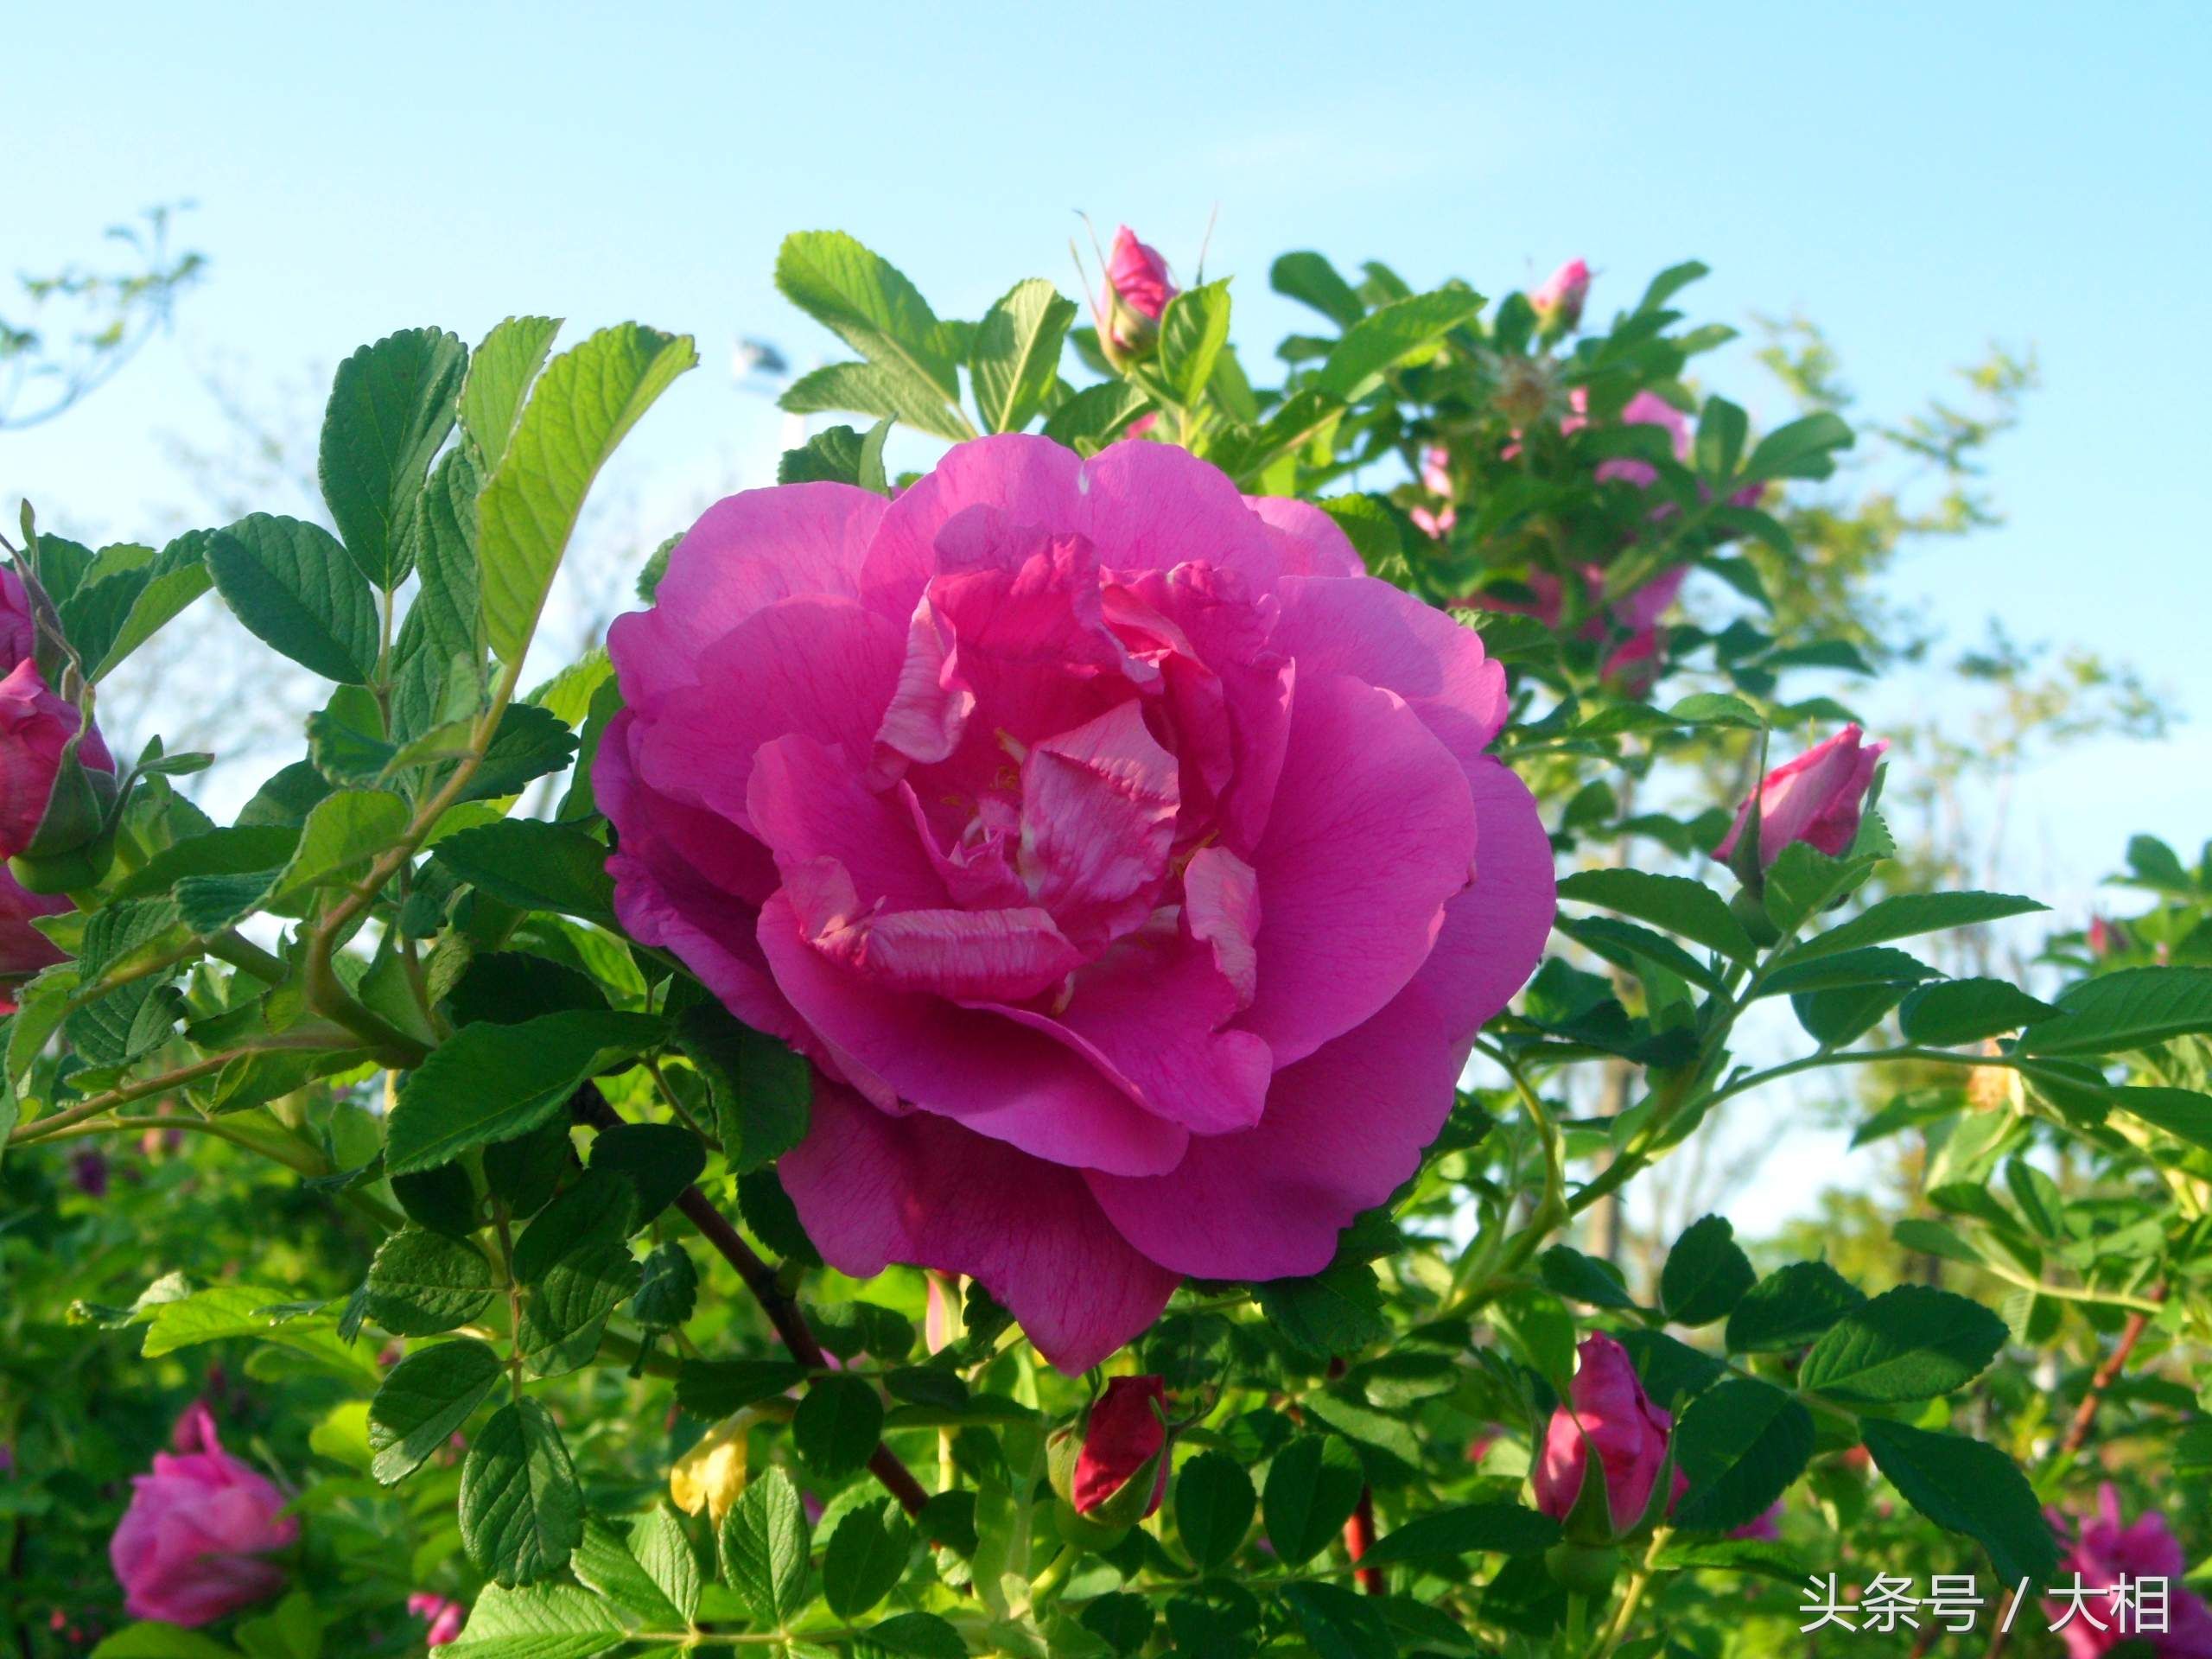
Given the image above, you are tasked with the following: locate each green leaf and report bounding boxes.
[433,819,614,925]
[67,530,214,681]
[1270,251,1364,329]
[672,1002,812,1174]
[1758,946,1938,996]
[1555,868,1756,965]
[795,1374,885,1480]
[1262,1434,1365,1567]
[369,1337,504,1484]
[462,316,563,474]
[854,1612,964,1659]
[1670,1379,1814,1533]
[1898,978,2059,1046]
[1314,288,1479,401]
[1776,891,2046,967]
[1744,411,1854,482]
[1694,397,1749,482]
[1725,1262,1866,1354]
[1278,1580,1395,1659]
[2113,1086,2212,1151]
[718,1465,811,1629]
[677,1357,810,1419]
[1651,1537,1807,1583]
[518,1240,638,1377]
[134,1284,377,1382]
[781,361,975,443]
[572,1513,690,1629]
[461,1399,586,1586]
[1659,1215,1756,1327]
[778,421,893,491]
[1254,1261,1389,1357]
[478,323,696,664]
[2020,967,2212,1056]
[631,1241,699,1330]
[1158,280,1231,407]
[1859,1420,2057,1585]
[365,1228,495,1337]
[1798,1284,2007,1403]
[971,279,1076,434]
[587,1121,703,1224]
[319,327,467,586]
[823,1499,914,1619]
[776,231,963,399]
[205,514,379,683]
[385,1009,665,1174]
[439,1582,628,1659]
[1555,915,1724,994]
[1359,1502,1558,1564]
[1538,1245,1643,1312]
[1174,1451,1256,1568]
[1040,380,1153,454]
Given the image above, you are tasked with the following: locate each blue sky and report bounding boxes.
[8,0,2208,906]
[8,0,2208,1234]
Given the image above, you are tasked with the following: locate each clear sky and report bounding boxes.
[8,1,2210,1227]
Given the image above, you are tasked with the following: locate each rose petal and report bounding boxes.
[612,483,889,707]
[1272,575,1510,762]
[757,892,1189,1176]
[782,1084,1180,1372]
[1236,671,1477,1065]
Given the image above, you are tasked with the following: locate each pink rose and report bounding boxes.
[1714,724,1887,868]
[600,435,1554,1370]
[1530,258,1591,332]
[1728,1500,1783,1541]
[1072,1375,1169,1520]
[2088,917,2126,959]
[0,564,39,670]
[2046,1485,2212,1658]
[1412,445,1457,540]
[0,658,111,861]
[110,1404,296,1626]
[1534,1334,1672,1534]
[1096,227,1177,356]
[409,1593,468,1648]
[1595,391,1691,490]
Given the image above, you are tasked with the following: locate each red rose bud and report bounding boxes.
[1097,226,1177,361]
[1534,1335,1672,1537]
[1714,724,1887,871]
[1071,1375,1170,1523]
[1530,258,1591,334]
[0,658,118,892]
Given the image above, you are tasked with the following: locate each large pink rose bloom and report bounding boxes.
[110,1403,297,1626]
[601,436,1554,1369]
[0,866,69,1007]
[2046,1484,2212,1658]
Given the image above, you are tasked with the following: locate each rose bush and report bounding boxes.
[0,228,2202,1659]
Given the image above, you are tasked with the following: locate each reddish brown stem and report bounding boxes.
[574,1085,931,1516]
[1980,1284,2166,1659]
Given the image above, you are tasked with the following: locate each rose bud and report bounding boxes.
[1534,1334,1673,1538]
[409,1594,468,1648]
[1714,723,1888,872]
[2088,916,2127,959]
[1530,257,1591,334]
[1050,1375,1171,1529]
[0,657,118,893]
[1096,226,1177,362]
[110,1403,297,1626]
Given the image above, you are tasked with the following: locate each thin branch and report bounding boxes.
[571,1084,931,1516]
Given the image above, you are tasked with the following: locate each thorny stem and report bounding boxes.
[570,1084,931,1516]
